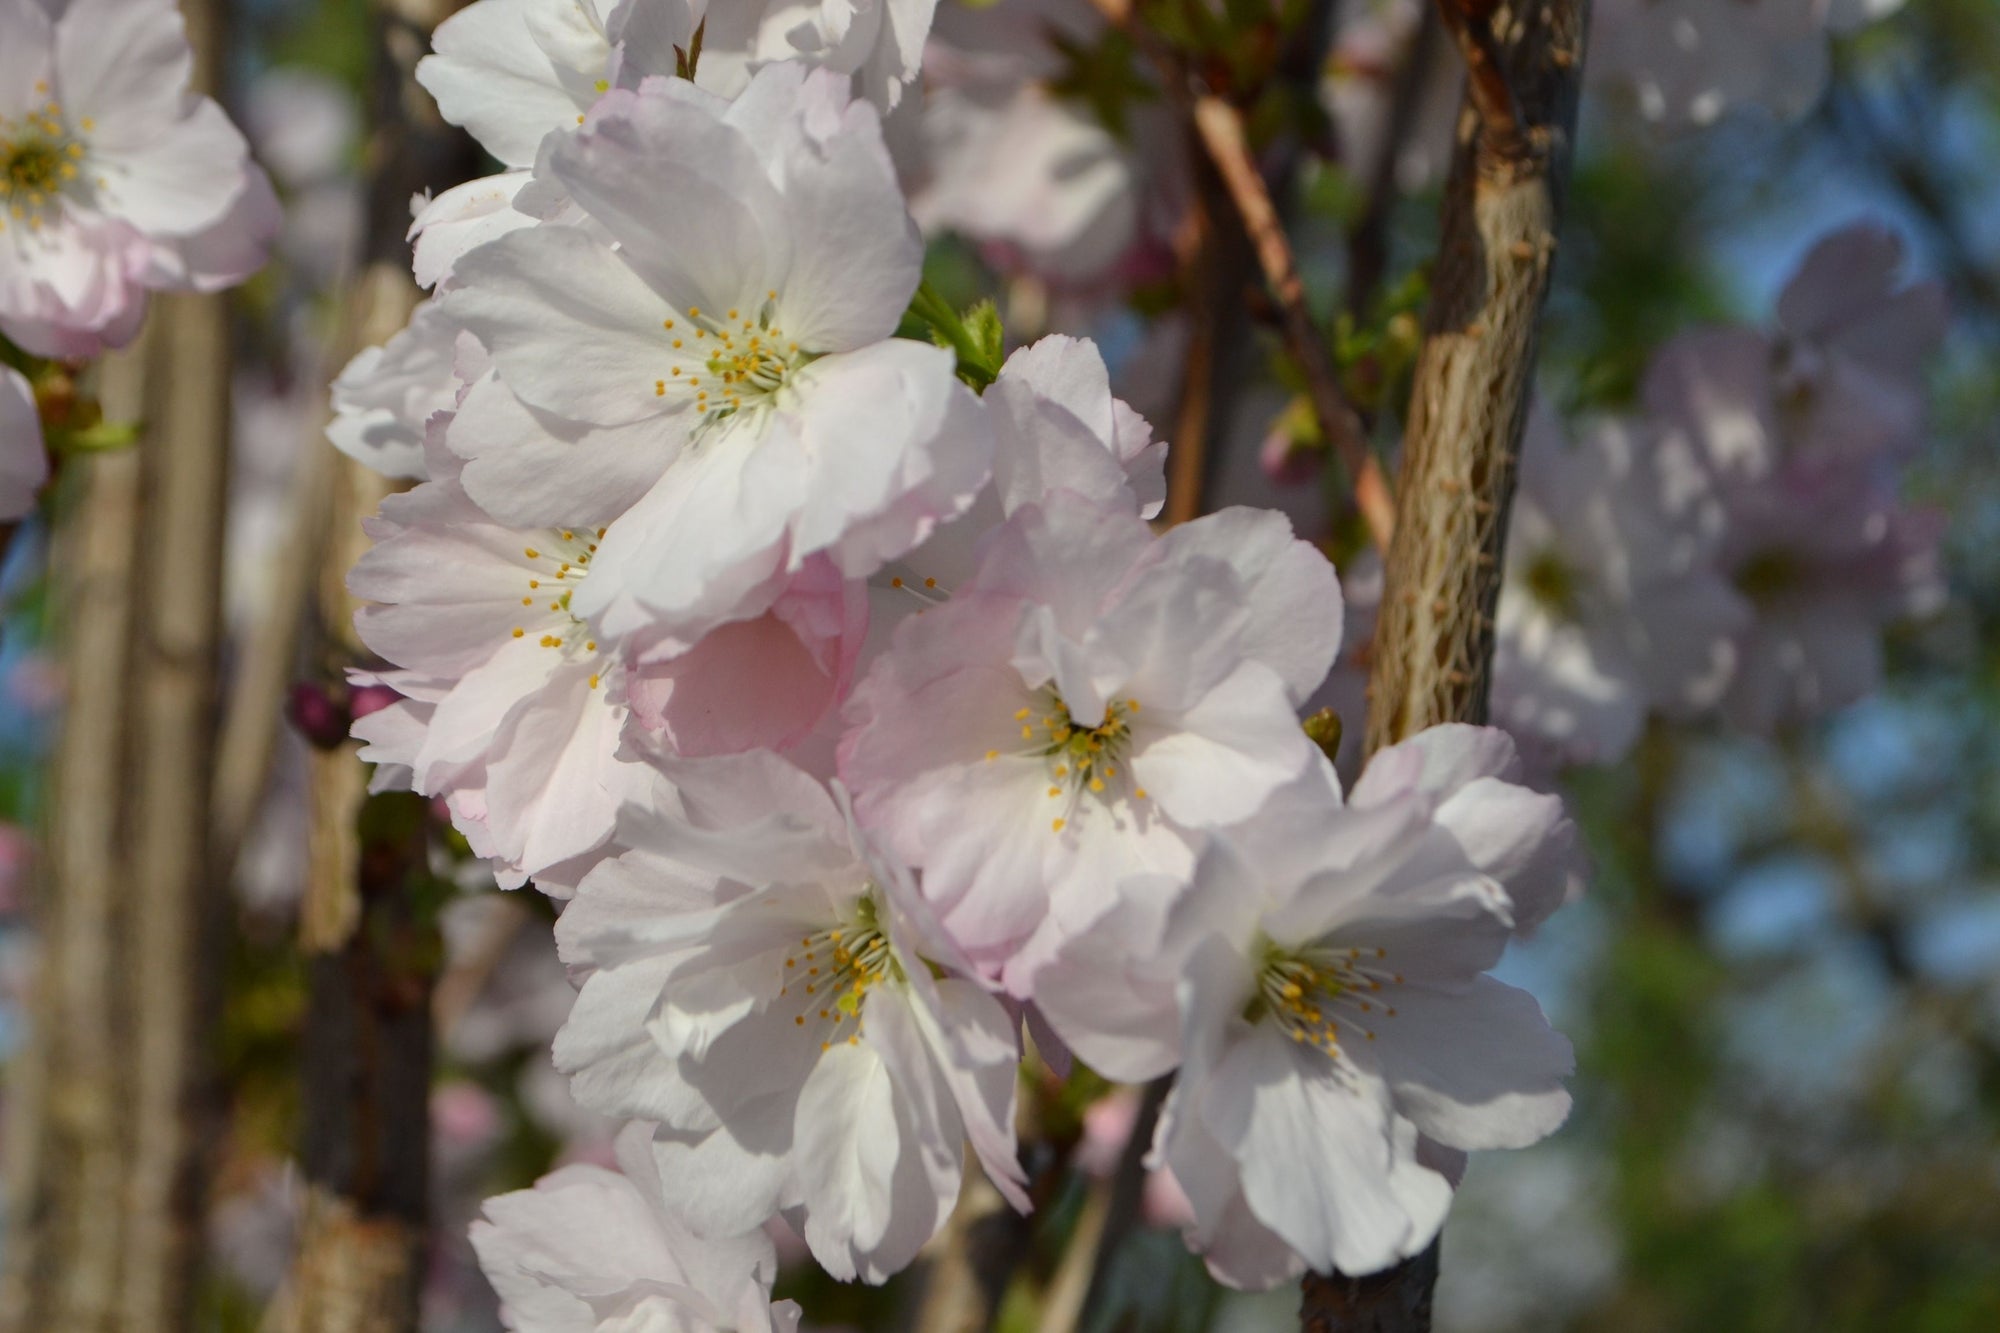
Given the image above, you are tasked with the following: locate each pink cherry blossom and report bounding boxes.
[472,1121,803,1333]
[0,0,277,358]
[840,490,1340,993]
[1149,726,1573,1285]
[552,754,1027,1283]
[441,65,990,651]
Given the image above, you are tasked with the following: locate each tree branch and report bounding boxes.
[1326,1,1591,1328]
[1088,0,1394,548]
[1190,96,1396,549]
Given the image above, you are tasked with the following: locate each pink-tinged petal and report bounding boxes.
[768,69,921,350]
[1157,508,1342,705]
[571,409,804,641]
[445,224,686,427]
[91,98,253,237]
[447,373,680,528]
[53,0,193,150]
[626,569,867,759]
[790,341,992,577]
[1128,663,1314,827]
[549,78,787,319]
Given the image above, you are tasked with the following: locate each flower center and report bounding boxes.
[0,97,87,230]
[779,892,899,1052]
[1248,939,1403,1056]
[1734,546,1802,606]
[1005,691,1149,833]
[507,526,607,686]
[1521,547,1580,618]
[652,296,809,435]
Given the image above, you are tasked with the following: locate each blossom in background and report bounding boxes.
[1492,409,1746,767]
[1701,458,1943,733]
[1646,223,1948,477]
[841,491,1340,992]
[0,366,45,519]
[473,1121,803,1333]
[553,754,1026,1282]
[1151,726,1574,1285]
[0,0,276,358]
[443,65,989,658]
[1642,223,1948,732]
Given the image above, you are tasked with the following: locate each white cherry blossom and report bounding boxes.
[325,297,476,480]
[840,490,1339,993]
[552,753,1027,1283]
[347,446,655,888]
[0,0,278,358]
[1493,408,1746,766]
[1150,726,1574,1285]
[441,64,990,652]
[472,1121,803,1333]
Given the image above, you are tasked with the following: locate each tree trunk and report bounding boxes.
[0,163,235,1333]
[259,3,479,1329]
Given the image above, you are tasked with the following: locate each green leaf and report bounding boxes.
[905,280,1005,391]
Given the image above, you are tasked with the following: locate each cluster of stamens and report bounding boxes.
[652,294,806,432]
[987,691,1146,834]
[778,895,898,1052]
[507,527,606,685]
[1,91,90,231]
[1251,939,1403,1056]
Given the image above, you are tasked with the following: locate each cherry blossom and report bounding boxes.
[1492,408,1746,766]
[840,490,1340,993]
[325,298,474,480]
[0,365,44,519]
[441,65,989,651]
[346,448,656,888]
[912,0,1179,290]
[472,1121,803,1333]
[551,754,1027,1282]
[1646,223,1948,476]
[0,0,277,358]
[1642,224,1949,731]
[1150,726,1574,1285]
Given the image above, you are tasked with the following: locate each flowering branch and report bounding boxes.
[1320,1,1591,1328]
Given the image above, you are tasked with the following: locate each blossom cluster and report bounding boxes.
[1491,224,1947,770]
[333,0,1578,1322]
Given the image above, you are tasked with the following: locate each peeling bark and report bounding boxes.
[1319,2,1591,1329]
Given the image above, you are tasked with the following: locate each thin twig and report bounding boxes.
[1087,0,1393,548]
[1190,95,1396,549]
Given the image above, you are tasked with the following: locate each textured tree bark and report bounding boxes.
[1312,2,1591,1329]
[260,4,478,1329]
[0,0,239,1319]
